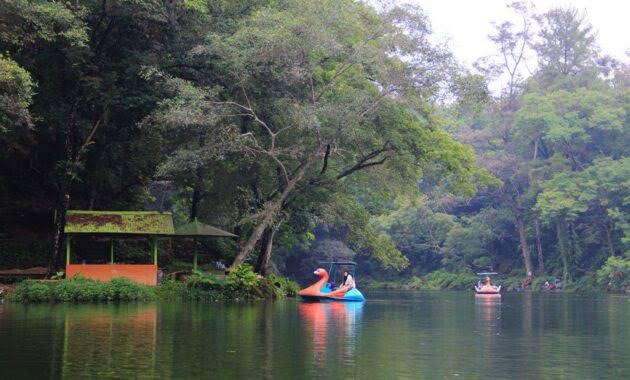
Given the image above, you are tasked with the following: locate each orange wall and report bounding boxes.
[66,264,158,286]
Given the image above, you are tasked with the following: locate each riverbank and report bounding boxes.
[361,259,630,293]
[5,265,300,303]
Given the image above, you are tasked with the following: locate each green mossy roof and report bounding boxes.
[65,210,175,235]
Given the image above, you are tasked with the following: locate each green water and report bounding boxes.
[0,291,628,379]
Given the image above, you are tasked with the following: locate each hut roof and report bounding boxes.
[64,210,174,235]
[174,219,237,237]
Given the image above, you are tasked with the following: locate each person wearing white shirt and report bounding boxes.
[338,270,356,292]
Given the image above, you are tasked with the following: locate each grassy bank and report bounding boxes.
[7,265,300,303]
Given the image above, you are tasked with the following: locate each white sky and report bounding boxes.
[408,0,629,67]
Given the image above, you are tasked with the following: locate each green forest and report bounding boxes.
[0,0,628,292]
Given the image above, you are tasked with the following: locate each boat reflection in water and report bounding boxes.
[299,301,364,368]
[475,294,502,336]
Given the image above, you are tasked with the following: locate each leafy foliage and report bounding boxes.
[9,277,154,303]
[596,256,629,292]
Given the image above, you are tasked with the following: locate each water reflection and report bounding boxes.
[0,293,627,379]
[299,302,364,368]
[60,304,157,379]
[475,294,502,336]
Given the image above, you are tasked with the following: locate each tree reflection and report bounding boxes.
[60,304,157,379]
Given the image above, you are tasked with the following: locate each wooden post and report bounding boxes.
[110,238,114,264]
[152,237,158,266]
[193,237,198,272]
[66,236,71,265]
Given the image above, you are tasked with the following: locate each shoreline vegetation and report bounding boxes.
[4,256,626,304]
[364,257,629,293]
[5,265,300,303]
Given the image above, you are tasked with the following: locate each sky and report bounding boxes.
[408,0,629,67]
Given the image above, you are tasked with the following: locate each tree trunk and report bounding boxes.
[189,168,204,221]
[602,222,615,257]
[229,152,320,270]
[556,218,570,282]
[51,185,71,274]
[255,226,275,276]
[51,116,76,274]
[190,183,201,221]
[516,216,534,279]
[534,218,544,273]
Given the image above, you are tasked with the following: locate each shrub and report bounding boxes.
[54,276,109,302]
[105,278,155,301]
[155,279,187,300]
[8,277,155,302]
[224,264,261,299]
[596,256,629,292]
[423,270,477,290]
[186,272,224,290]
[403,276,425,290]
[226,264,259,290]
[265,274,300,297]
[565,276,597,292]
[8,280,53,302]
[8,269,301,303]
[184,272,225,301]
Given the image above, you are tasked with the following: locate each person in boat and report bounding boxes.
[337,270,356,292]
[484,276,492,286]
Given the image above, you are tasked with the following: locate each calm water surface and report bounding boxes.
[0,291,628,379]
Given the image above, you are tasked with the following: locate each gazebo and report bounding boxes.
[64,210,174,285]
[174,218,238,271]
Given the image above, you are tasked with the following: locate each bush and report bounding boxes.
[266,274,300,297]
[9,280,53,302]
[423,270,477,290]
[224,264,261,299]
[183,272,226,301]
[155,279,187,300]
[8,269,301,303]
[105,278,154,301]
[565,276,597,292]
[402,276,425,290]
[596,256,629,292]
[8,277,155,303]
[54,277,109,301]
[226,264,259,290]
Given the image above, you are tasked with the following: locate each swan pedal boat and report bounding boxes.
[299,265,366,302]
[474,284,501,294]
[475,272,501,294]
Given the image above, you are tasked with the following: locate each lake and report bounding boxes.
[0,291,628,379]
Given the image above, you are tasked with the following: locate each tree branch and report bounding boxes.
[320,144,331,174]
[336,141,394,180]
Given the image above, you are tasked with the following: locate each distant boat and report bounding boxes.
[475,272,501,295]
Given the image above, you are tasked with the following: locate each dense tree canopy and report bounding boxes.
[0,1,627,290]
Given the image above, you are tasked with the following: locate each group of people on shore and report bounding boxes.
[514,277,562,292]
[543,278,563,291]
